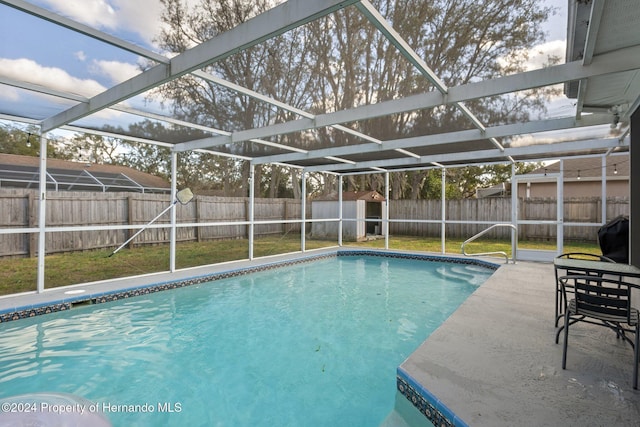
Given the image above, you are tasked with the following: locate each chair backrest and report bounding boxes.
[560,275,634,324]
[555,253,616,263]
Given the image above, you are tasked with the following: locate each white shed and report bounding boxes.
[311,191,387,241]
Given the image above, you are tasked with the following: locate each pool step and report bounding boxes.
[436,265,476,280]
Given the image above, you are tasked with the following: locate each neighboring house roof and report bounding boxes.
[476,183,509,198]
[476,154,629,198]
[0,153,170,193]
[314,190,386,202]
[530,155,629,180]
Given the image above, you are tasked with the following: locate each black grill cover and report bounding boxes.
[597,215,629,263]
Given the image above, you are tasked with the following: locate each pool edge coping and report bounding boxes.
[397,366,469,427]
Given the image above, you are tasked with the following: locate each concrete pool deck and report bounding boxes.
[1,249,639,426]
[401,259,640,426]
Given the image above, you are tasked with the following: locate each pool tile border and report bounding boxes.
[0,302,73,322]
[397,367,468,427]
[337,249,500,270]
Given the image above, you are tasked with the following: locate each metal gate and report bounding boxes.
[511,172,564,261]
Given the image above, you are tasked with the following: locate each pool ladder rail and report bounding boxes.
[461,223,517,264]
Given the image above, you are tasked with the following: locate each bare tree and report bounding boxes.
[149,0,553,199]
[304,0,554,199]
[154,0,323,198]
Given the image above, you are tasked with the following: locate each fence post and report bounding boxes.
[28,192,37,258]
[283,200,289,233]
[195,197,201,243]
[519,198,526,240]
[127,194,134,249]
[245,199,250,239]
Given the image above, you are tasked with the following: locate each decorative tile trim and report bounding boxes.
[337,249,500,271]
[0,302,72,323]
[397,367,468,427]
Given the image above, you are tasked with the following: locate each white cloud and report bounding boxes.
[497,39,571,118]
[90,59,142,84]
[111,0,168,46]
[0,58,106,97]
[499,40,566,73]
[526,40,572,115]
[522,40,566,71]
[0,58,129,124]
[0,86,20,102]
[41,0,166,47]
[508,124,619,148]
[75,51,87,61]
[42,0,118,30]
[543,96,576,119]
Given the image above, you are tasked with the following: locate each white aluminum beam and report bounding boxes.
[302,136,628,173]
[175,45,640,152]
[255,114,611,165]
[1,75,314,155]
[67,127,293,164]
[0,76,86,102]
[61,125,253,160]
[575,79,588,120]
[40,0,360,132]
[574,0,604,119]
[0,114,40,125]
[36,131,47,293]
[170,152,178,271]
[582,0,605,66]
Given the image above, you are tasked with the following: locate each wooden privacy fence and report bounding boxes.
[0,190,302,258]
[0,189,629,258]
[389,197,629,241]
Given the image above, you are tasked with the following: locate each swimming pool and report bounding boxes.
[0,251,497,426]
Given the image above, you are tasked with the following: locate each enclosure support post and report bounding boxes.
[510,163,517,261]
[338,175,343,247]
[249,164,255,260]
[601,155,607,224]
[36,131,47,293]
[558,160,564,255]
[169,152,178,272]
[301,171,306,252]
[385,172,390,250]
[441,167,446,254]
[630,107,639,267]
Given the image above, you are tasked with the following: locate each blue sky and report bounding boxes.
[0,0,570,127]
[0,0,163,92]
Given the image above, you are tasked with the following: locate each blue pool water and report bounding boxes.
[0,254,495,426]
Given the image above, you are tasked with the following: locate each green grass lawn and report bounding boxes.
[0,234,600,296]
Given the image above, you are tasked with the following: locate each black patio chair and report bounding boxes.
[559,274,639,389]
[554,253,616,328]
